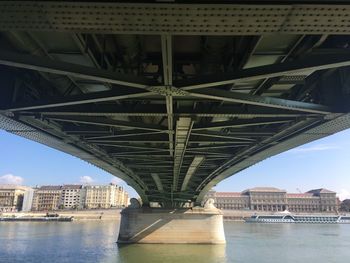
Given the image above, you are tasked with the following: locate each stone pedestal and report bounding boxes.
[117,207,226,244]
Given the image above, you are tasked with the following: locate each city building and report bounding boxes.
[0,183,129,211]
[60,185,86,209]
[22,188,34,212]
[84,184,129,209]
[0,185,30,212]
[115,185,129,208]
[245,187,287,211]
[208,187,338,213]
[32,186,62,211]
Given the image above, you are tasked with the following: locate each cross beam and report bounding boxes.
[161,35,174,157]
[0,51,157,89]
[17,104,318,118]
[46,116,167,132]
[189,88,333,114]
[176,53,350,90]
[173,117,193,191]
[1,88,153,112]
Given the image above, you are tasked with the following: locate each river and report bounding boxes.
[0,221,349,263]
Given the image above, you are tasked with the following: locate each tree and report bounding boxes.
[340,199,350,212]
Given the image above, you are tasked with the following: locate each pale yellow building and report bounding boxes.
[84,184,129,209]
[115,185,129,208]
[32,186,62,211]
[0,185,29,212]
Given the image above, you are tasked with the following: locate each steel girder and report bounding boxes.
[2,2,350,35]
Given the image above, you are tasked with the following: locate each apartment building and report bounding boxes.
[61,185,86,209]
[32,185,62,211]
[84,184,129,209]
[0,185,30,212]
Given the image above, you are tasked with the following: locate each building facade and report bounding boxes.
[0,183,129,211]
[0,185,30,212]
[60,185,86,209]
[208,187,338,213]
[115,185,129,208]
[22,188,34,212]
[84,184,129,209]
[32,186,62,211]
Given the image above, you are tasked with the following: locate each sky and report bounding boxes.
[0,128,350,200]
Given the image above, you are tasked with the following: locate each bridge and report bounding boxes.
[1,0,350,243]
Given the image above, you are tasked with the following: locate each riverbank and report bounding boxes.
[1,209,122,221]
[1,209,343,222]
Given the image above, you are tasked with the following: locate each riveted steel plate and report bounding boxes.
[1,2,350,35]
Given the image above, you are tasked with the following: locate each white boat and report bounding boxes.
[245,212,350,224]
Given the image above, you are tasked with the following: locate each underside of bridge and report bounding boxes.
[1,1,350,209]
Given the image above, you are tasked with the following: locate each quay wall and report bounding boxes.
[1,209,341,221]
[1,209,122,220]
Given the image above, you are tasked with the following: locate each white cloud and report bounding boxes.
[289,144,340,153]
[337,189,350,201]
[111,177,121,185]
[80,176,94,185]
[0,174,24,185]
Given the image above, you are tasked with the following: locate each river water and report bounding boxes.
[0,221,349,263]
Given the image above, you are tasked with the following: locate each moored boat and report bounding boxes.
[0,216,74,222]
[245,212,350,224]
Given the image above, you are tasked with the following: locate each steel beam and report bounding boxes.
[181,156,205,192]
[191,131,275,138]
[46,116,167,132]
[192,119,292,131]
[2,88,154,112]
[177,53,350,90]
[85,131,166,140]
[161,35,174,157]
[189,88,333,114]
[94,144,170,152]
[3,2,350,35]
[0,51,157,89]
[19,104,317,118]
[191,131,258,141]
[151,173,165,193]
[187,144,250,150]
[173,117,193,191]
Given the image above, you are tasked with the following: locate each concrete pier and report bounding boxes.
[117,206,226,244]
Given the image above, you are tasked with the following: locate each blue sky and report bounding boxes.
[0,129,350,200]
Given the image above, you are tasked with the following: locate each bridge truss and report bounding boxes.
[1,1,350,206]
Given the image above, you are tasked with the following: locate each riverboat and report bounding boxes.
[0,216,74,222]
[245,213,350,224]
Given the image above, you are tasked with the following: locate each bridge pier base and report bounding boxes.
[117,207,225,244]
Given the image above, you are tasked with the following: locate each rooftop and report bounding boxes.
[215,192,244,198]
[0,185,31,191]
[37,185,62,190]
[286,193,315,198]
[307,188,336,194]
[62,184,83,189]
[244,187,286,193]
